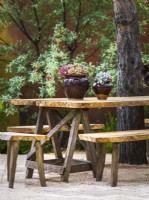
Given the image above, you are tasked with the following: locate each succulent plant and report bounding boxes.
[93,72,112,86]
[58,63,87,77]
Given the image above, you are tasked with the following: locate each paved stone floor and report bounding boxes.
[0,152,149,200]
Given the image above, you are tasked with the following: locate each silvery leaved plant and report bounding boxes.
[93,72,112,86]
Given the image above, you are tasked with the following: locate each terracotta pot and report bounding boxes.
[63,75,89,99]
[92,83,112,100]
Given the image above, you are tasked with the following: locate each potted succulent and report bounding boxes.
[58,63,89,99]
[92,72,112,100]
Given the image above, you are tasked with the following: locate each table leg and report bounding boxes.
[82,110,97,177]
[26,107,46,179]
[61,110,82,182]
[46,110,63,158]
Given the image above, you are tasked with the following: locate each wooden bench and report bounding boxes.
[0,132,49,188]
[79,129,149,187]
[7,124,105,133]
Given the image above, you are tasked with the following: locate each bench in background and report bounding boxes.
[7,124,105,133]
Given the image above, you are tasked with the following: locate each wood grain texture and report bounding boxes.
[0,132,49,141]
[36,96,149,108]
[9,98,67,106]
[46,110,63,159]
[9,141,19,188]
[26,159,92,174]
[96,143,106,182]
[26,109,76,160]
[82,111,97,177]
[79,129,149,143]
[26,107,46,179]
[111,143,120,187]
[10,96,149,108]
[35,141,46,187]
[7,123,105,133]
[61,110,82,181]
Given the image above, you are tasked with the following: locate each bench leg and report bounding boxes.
[35,141,46,187]
[26,157,36,179]
[8,141,19,188]
[111,143,120,187]
[26,108,45,179]
[96,143,106,181]
[146,140,149,163]
[7,141,11,182]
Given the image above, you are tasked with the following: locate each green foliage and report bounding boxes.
[0,0,149,117]
[0,1,114,115]
[102,112,117,153]
[103,112,117,132]
[0,101,3,112]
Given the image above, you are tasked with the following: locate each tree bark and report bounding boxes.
[113,0,147,164]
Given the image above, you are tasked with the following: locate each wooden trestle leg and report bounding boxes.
[26,107,45,179]
[61,110,82,182]
[82,110,97,177]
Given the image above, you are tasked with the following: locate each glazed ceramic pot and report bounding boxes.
[63,75,89,99]
[92,83,112,100]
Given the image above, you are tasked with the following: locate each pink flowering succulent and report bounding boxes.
[58,63,87,77]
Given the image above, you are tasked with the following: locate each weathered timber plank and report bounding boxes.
[35,141,46,187]
[82,111,97,177]
[7,124,105,133]
[10,98,67,106]
[26,159,92,174]
[9,141,19,188]
[26,107,46,179]
[96,143,106,181]
[111,143,120,187]
[10,96,149,108]
[61,110,82,181]
[35,96,149,109]
[70,160,92,173]
[46,110,63,159]
[0,132,49,141]
[26,109,76,160]
[26,160,64,174]
[79,129,149,143]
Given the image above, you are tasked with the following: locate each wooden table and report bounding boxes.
[10,96,149,181]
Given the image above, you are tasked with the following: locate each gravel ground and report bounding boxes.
[0,152,149,200]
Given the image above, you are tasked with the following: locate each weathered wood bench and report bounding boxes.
[0,132,49,188]
[79,129,149,187]
[7,124,105,133]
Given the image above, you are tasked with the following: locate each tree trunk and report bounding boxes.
[113,0,147,164]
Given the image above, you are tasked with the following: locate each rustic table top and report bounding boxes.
[10,96,149,108]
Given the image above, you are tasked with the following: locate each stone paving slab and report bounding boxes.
[0,152,149,200]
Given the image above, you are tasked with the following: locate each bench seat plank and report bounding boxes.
[79,129,149,143]
[7,124,105,133]
[0,132,49,141]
